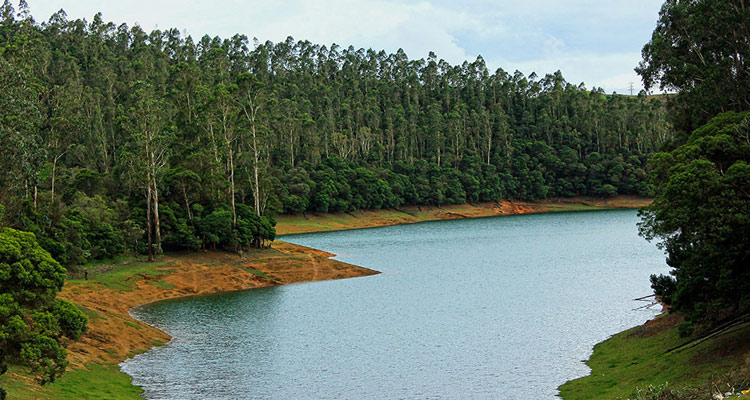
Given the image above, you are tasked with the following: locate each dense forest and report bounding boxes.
[0,1,671,266]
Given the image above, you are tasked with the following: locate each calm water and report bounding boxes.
[121,209,668,399]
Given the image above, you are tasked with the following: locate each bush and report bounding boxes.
[0,228,88,390]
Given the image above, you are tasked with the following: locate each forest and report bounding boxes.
[0,1,671,266]
[1,0,748,397]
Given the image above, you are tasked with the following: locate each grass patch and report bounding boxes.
[67,260,172,292]
[236,266,276,282]
[558,316,750,399]
[544,203,601,212]
[124,321,142,329]
[147,279,175,290]
[77,305,102,321]
[0,363,143,400]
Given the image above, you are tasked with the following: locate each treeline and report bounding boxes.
[0,2,671,266]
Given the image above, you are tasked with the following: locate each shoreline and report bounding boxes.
[276,195,651,235]
[0,195,650,399]
[0,242,378,398]
[62,242,379,370]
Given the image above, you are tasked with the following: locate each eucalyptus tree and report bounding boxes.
[237,72,268,216]
[0,56,43,217]
[120,82,173,259]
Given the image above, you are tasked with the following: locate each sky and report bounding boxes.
[25,0,665,94]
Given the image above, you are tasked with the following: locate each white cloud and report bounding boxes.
[543,36,566,58]
[488,51,649,93]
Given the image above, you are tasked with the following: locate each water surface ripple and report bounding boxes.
[121,209,667,399]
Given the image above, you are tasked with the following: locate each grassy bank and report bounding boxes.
[558,314,750,399]
[1,195,651,399]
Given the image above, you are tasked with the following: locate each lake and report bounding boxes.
[120,209,668,399]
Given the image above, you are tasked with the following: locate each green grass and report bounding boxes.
[276,209,417,233]
[544,203,601,212]
[239,266,275,281]
[558,316,750,399]
[77,305,102,321]
[67,260,172,292]
[147,279,175,290]
[0,364,143,400]
[124,321,142,329]
[79,254,135,270]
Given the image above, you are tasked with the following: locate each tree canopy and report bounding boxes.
[636,0,750,132]
[0,227,88,398]
[639,112,750,328]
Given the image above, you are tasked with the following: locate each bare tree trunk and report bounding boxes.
[241,95,263,217]
[183,186,192,222]
[289,125,295,167]
[50,150,67,204]
[147,183,153,262]
[227,143,237,227]
[151,176,163,255]
[487,134,492,165]
[51,160,56,203]
[252,121,261,216]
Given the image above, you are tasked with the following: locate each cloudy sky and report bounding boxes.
[26,0,664,93]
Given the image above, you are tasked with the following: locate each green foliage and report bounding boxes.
[650,273,676,305]
[194,204,275,251]
[639,112,750,324]
[637,0,750,132]
[0,227,88,392]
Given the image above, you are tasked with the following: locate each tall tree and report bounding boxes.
[636,0,750,132]
[237,73,266,216]
[121,82,172,260]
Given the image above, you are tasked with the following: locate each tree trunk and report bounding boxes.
[486,134,492,165]
[227,144,237,227]
[183,186,192,222]
[241,93,264,217]
[146,185,153,262]
[249,104,262,216]
[252,131,261,215]
[151,176,163,255]
[289,125,295,167]
[51,159,57,203]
